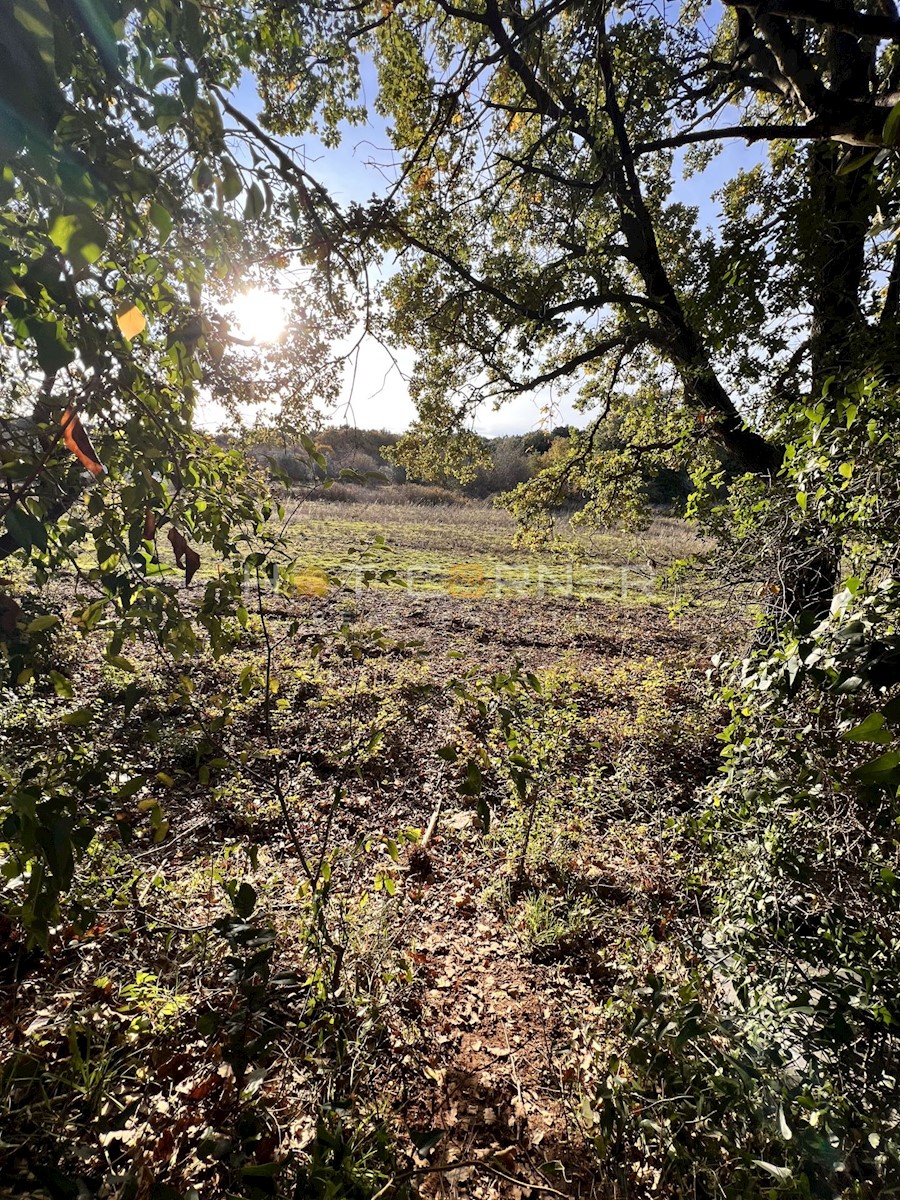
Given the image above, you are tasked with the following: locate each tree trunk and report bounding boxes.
[777,532,841,631]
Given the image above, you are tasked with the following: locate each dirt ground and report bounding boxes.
[0,503,732,1198]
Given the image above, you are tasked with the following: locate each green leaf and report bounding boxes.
[232,881,257,918]
[152,92,183,132]
[241,1163,282,1179]
[115,776,146,801]
[244,182,265,220]
[410,1129,444,1155]
[459,759,483,795]
[29,319,75,373]
[178,71,199,112]
[62,708,94,727]
[884,101,900,147]
[105,654,137,673]
[4,506,48,552]
[837,148,879,175]
[221,160,242,201]
[49,671,74,698]
[853,749,900,786]
[48,210,107,265]
[149,202,173,242]
[843,712,893,745]
[26,614,59,633]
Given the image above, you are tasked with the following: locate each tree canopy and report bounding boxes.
[246,0,900,615]
[0,0,359,571]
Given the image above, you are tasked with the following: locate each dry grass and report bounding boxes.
[276,492,706,604]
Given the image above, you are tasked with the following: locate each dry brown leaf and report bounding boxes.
[184,545,201,585]
[0,592,21,636]
[167,527,201,584]
[61,407,105,476]
[167,526,187,567]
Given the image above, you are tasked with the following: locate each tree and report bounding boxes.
[0,0,368,935]
[251,0,900,622]
[249,9,900,1189]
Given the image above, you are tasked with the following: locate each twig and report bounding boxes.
[421,794,444,847]
[369,1153,569,1200]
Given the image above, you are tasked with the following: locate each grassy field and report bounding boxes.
[1,494,733,1199]
[278,493,706,604]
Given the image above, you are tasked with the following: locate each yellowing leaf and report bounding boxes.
[26,614,60,633]
[62,708,94,727]
[116,304,146,340]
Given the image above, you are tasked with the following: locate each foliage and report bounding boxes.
[576,976,809,1198]
[249,0,900,621]
[0,0,365,941]
[6,1,900,1196]
[577,382,900,1198]
[695,579,900,1191]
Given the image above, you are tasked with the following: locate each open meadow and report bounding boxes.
[279,492,706,603]
[1,495,730,1198]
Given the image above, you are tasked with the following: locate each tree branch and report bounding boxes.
[635,120,825,154]
[728,0,900,42]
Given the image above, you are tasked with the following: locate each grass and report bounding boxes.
[276,492,706,602]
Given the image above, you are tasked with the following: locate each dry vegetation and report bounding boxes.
[1,496,731,1198]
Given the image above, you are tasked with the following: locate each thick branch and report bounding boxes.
[728,0,900,42]
[636,121,824,154]
[509,330,657,391]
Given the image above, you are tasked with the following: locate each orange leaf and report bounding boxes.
[116,304,146,340]
[61,408,105,476]
[143,509,156,541]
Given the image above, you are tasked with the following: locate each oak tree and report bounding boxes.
[253,0,900,621]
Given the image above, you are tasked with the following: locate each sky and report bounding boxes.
[223,69,579,437]
[219,42,762,439]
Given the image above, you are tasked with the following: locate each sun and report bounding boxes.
[230,287,288,344]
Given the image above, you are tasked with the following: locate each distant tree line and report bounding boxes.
[259,424,691,508]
